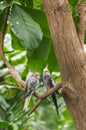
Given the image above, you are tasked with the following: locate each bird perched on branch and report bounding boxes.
[23,73,40,112]
[43,66,59,114]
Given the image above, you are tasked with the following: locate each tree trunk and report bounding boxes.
[42,0,86,130]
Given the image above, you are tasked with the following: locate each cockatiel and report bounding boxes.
[43,66,59,114]
[23,73,40,112]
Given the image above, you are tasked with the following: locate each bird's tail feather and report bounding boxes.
[23,95,31,112]
[51,94,58,114]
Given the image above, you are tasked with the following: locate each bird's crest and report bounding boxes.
[43,65,50,75]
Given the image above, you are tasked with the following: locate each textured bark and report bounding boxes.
[43,0,86,130]
[77,3,86,45]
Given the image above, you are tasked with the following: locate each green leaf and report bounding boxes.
[27,37,51,72]
[0,120,9,128]
[27,37,59,72]
[10,52,26,66]
[10,123,18,130]
[68,0,78,29]
[18,0,33,7]
[22,7,51,38]
[33,0,42,9]
[0,95,10,110]
[62,108,73,121]
[85,31,86,44]
[0,0,12,11]
[68,0,78,6]
[4,75,18,86]
[9,5,43,51]
[26,0,33,7]
[21,63,29,80]
[11,30,24,51]
[46,44,59,72]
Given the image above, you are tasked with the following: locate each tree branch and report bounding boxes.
[34,82,62,99]
[10,86,25,91]
[4,50,15,53]
[10,82,62,116]
[0,70,10,78]
[28,82,62,116]
[77,3,86,46]
[9,82,62,100]
[28,99,42,116]
[0,36,26,87]
[0,8,26,87]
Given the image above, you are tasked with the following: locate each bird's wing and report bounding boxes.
[48,75,56,88]
[48,76,60,95]
[25,78,31,93]
[24,77,39,99]
[46,76,58,114]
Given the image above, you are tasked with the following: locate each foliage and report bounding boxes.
[0,0,84,129]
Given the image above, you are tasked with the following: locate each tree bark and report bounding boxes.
[77,3,86,45]
[43,0,86,130]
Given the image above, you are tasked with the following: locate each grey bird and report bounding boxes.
[43,66,59,114]
[23,73,40,112]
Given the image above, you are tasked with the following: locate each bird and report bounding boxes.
[43,66,59,114]
[23,72,40,112]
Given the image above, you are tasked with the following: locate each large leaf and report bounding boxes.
[9,5,43,51]
[27,38,59,72]
[0,0,12,11]
[10,52,26,66]
[26,0,33,7]
[27,37,51,72]
[11,30,24,51]
[46,44,59,72]
[22,7,51,38]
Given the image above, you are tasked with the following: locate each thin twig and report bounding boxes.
[28,82,62,116]
[0,7,26,88]
[0,70,10,78]
[0,53,26,87]
[4,50,15,53]
[0,42,26,87]
[28,99,42,116]
[0,82,24,91]
[0,33,26,87]
[10,86,25,91]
